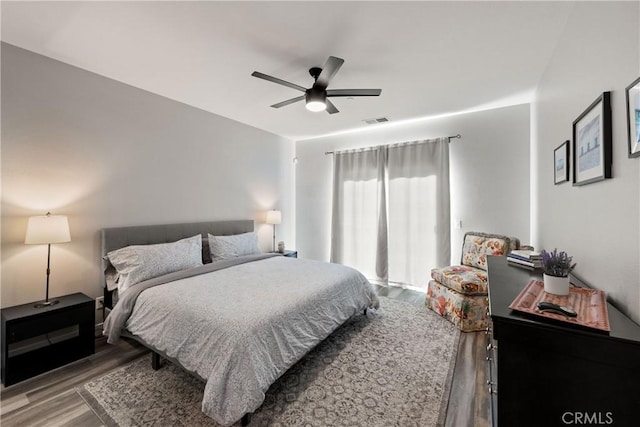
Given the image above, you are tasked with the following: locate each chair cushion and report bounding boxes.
[461,232,519,271]
[431,265,488,294]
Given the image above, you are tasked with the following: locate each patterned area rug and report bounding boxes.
[77,297,460,426]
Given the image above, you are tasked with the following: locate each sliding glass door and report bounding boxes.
[331,138,450,291]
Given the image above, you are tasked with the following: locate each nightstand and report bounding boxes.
[273,250,297,258]
[1,292,95,386]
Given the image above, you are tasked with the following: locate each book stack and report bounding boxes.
[507,249,542,269]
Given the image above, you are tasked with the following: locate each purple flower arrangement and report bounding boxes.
[540,248,576,277]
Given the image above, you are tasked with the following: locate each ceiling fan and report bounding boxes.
[251,56,381,114]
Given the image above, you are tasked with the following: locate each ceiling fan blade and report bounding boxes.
[271,95,305,109]
[327,89,382,97]
[251,71,306,92]
[325,99,339,114]
[315,56,344,89]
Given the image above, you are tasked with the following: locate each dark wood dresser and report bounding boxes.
[486,256,640,427]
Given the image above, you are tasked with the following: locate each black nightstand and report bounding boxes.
[1,292,95,386]
[273,250,297,258]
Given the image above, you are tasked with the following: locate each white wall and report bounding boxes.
[1,43,295,308]
[533,2,640,323]
[295,104,531,266]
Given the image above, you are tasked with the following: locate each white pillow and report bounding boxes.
[208,232,260,260]
[106,234,202,294]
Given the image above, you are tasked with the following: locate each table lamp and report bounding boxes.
[265,210,281,252]
[25,212,71,308]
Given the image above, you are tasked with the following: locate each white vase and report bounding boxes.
[543,274,570,296]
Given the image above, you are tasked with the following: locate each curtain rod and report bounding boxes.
[324,134,461,155]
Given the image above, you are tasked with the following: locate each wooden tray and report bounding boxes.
[509,279,610,332]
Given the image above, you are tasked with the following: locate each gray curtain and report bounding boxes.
[330,138,450,289]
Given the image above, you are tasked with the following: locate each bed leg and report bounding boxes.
[241,413,250,426]
[151,351,162,370]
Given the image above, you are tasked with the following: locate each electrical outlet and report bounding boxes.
[95,296,104,310]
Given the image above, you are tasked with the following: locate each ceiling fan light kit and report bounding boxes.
[252,56,381,114]
[305,88,327,112]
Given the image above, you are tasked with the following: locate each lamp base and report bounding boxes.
[34,299,60,308]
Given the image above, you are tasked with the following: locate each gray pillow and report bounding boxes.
[106,234,203,294]
[208,232,260,260]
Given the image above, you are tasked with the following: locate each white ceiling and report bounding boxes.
[1,1,575,141]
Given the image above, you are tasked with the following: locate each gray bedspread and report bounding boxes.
[103,254,379,426]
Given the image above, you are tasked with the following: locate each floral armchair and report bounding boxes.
[425,232,520,332]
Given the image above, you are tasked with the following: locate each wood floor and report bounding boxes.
[0,286,489,427]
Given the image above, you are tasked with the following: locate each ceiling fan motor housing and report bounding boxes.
[306,87,327,102]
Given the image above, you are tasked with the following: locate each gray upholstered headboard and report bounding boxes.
[100,220,254,308]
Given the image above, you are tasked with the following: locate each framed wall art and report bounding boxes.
[572,92,612,186]
[554,140,570,184]
[625,76,640,158]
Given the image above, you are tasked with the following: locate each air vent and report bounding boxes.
[363,117,389,125]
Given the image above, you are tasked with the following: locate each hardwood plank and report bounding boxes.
[0,393,30,414]
[473,332,491,426]
[403,289,427,305]
[2,389,102,427]
[445,332,476,427]
[444,331,490,427]
[373,284,390,296]
[383,286,404,298]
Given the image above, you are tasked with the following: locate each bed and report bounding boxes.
[101,220,379,426]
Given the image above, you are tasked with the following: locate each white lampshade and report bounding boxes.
[25,213,71,244]
[265,210,282,225]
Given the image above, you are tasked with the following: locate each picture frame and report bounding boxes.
[625,76,640,158]
[554,140,570,184]
[572,92,612,186]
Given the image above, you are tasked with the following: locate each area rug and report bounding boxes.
[77,297,460,426]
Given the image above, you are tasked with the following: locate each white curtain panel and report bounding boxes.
[387,138,450,288]
[330,138,450,290]
[330,146,388,282]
